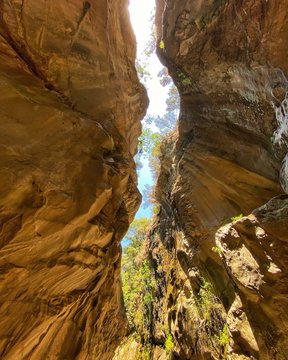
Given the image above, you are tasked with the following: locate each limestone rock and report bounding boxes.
[0,0,147,359]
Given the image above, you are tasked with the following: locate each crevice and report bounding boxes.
[70,1,91,49]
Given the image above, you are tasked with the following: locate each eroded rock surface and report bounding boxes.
[0,1,147,359]
[216,195,288,359]
[146,1,288,359]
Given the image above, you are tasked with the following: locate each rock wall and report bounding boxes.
[0,1,147,359]
[149,0,288,359]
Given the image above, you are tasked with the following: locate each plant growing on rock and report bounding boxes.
[195,277,216,318]
[121,218,155,345]
[164,332,174,353]
[177,71,192,86]
[212,245,222,254]
[159,40,165,49]
[231,213,243,221]
[194,276,228,356]
[214,323,230,356]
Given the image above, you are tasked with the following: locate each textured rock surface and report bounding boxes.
[216,195,288,359]
[147,0,288,359]
[0,0,147,359]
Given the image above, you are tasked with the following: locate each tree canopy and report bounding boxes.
[122,218,155,344]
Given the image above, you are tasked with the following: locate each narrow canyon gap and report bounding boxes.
[116,1,288,359]
[0,1,288,360]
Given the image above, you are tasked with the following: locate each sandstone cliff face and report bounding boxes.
[0,1,147,359]
[149,1,288,359]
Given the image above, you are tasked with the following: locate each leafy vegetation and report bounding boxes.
[137,128,161,159]
[196,277,216,318]
[214,323,230,355]
[231,213,243,221]
[152,202,160,214]
[134,8,155,82]
[122,218,155,344]
[212,245,222,254]
[159,40,165,49]
[136,59,151,82]
[193,275,230,358]
[164,332,174,353]
[166,86,180,112]
[177,71,192,86]
[134,125,162,186]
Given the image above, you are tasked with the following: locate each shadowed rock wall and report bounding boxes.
[0,0,147,359]
[149,1,288,359]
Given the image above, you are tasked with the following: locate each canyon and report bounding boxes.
[117,1,288,359]
[0,0,287,359]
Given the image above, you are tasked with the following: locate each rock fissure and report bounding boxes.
[117,1,288,359]
[1,0,288,359]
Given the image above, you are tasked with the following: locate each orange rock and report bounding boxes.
[0,0,147,358]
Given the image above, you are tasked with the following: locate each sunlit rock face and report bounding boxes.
[216,195,288,358]
[0,0,147,359]
[150,0,288,359]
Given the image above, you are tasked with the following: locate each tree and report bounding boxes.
[157,67,172,87]
[121,218,155,344]
[141,184,153,209]
[157,67,180,114]
[134,7,156,84]
[143,9,157,58]
[136,59,151,82]
[166,85,180,113]
[137,127,161,158]
[145,113,177,135]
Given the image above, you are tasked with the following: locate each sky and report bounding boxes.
[129,0,169,219]
[129,0,168,115]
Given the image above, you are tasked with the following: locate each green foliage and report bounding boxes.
[212,245,222,254]
[217,324,229,346]
[137,122,171,181]
[122,218,155,343]
[214,324,229,355]
[152,203,160,214]
[194,276,229,357]
[177,71,192,86]
[166,85,180,113]
[136,125,162,180]
[140,343,152,360]
[231,213,243,221]
[136,59,151,82]
[164,333,174,353]
[123,218,151,248]
[195,277,217,319]
[137,127,161,159]
[182,78,192,86]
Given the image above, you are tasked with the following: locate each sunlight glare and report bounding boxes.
[129,0,155,54]
[129,0,168,116]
